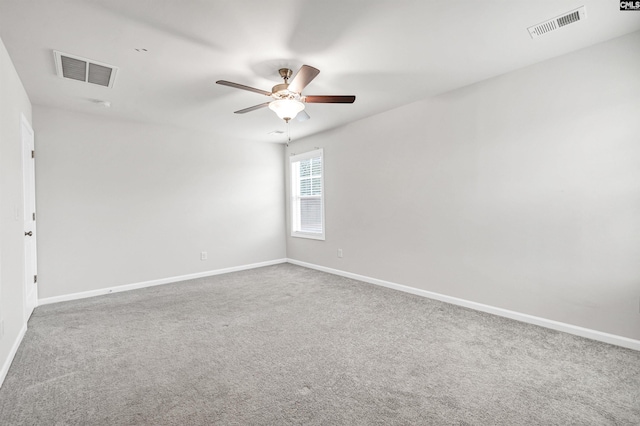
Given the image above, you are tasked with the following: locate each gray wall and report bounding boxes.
[34,106,286,298]
[0,38,32,374]
[286,32,640,340]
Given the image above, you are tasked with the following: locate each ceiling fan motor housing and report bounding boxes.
[273,68,300,100]
[271,83,301,101]
[272,83,292,95]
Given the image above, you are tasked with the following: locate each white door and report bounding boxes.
[21,114,37,320]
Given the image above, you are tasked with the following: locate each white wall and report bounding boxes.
[0,37,32,381]
[34,106,285,299]
[286,31,640,341]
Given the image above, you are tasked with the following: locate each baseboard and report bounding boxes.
[0,323,27,388]
[38,258,288,306]
[287,258,640,352]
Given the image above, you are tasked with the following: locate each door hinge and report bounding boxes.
[31,150,35,159]
[34,275,37,284]
[33,212,36,221]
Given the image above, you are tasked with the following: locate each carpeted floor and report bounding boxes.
[0,263,638,425]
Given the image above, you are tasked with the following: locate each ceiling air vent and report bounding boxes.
[528,6,586,39]
[53,51,118,88]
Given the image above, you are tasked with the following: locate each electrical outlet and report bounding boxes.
[337,249,343,258]
[201,251,207,261]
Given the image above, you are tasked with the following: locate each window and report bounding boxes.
[290,148,325,240]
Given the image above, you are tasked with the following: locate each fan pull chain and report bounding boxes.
[287,121,291,146]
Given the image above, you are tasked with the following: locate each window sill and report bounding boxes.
[291,232,325,241]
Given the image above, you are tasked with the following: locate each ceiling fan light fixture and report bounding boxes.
[269,99,305,121]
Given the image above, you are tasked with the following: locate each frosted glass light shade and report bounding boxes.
[269,99,305,120]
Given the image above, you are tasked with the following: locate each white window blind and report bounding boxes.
[290,149,325,240]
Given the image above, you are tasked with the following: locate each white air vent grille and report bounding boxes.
[557,10,581,27]
[88,63,113,86]
[60,56,86,81]
[54,51,118,88]
[528,6,586,39]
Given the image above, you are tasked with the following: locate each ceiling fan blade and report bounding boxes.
[303,95,356,104]
[234,102,270,114]
[296,110,310,122]
[287,65,320,93]
[216,80,271,96]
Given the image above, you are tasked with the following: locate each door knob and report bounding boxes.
[25,231,33,236]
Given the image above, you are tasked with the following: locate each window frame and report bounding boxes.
[290,148,325,241]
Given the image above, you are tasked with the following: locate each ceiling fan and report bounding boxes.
[216,65,356,122]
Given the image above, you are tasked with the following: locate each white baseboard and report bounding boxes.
[0,323,27,388]
[38,258,288,306]
[286,258,640,352]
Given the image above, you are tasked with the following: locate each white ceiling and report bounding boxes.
[1,1,639,143]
